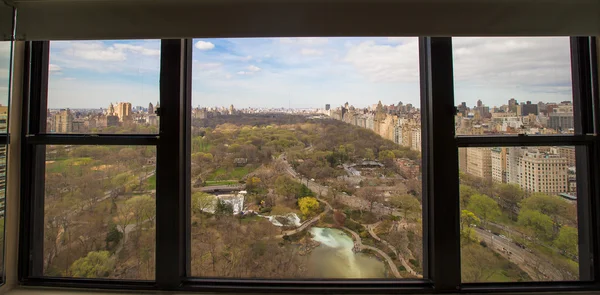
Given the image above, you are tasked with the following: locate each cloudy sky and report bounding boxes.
[42,37,572,109]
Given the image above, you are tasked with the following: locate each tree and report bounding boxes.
[274,176,297,199]
[298,197,320,218]
[364,148,375,161]
[333,210,346,227]
[69,251,115,278]
[555,226,578,258]
[517,209,554,242]
[459,184,478,210]
[461,244,502,282]
[460,210,480,242]
[521,193,573,236]
[357,186,382,212]
[390,194,421,221]
[494,183,524,220]
[215,199,234,217]
[191,192,216,214]
[467,194,500,226]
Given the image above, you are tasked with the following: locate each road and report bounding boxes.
[341,226,402,278]
[473,228,563,280]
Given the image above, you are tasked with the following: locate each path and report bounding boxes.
[341,226,402,279]
[277,197,331,238]
[366,222,420,277]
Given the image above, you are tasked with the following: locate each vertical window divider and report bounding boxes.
[570,36,595,281]
[419,37,461,291]
[19,41,48,280]
[156,39,189,289]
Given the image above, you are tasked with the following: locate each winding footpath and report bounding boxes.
[341,226,402,279]
[366,222,421,277]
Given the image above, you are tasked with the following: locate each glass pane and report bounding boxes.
[0,37,12,279]
[47,40,160,134]
[0,40,10,132]
[44,145,156,279]
[190,37,423,279]
[460,146,580,282]
[453,37,573,136]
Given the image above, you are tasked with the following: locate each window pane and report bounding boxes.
[453,37,573,136]
[190,37,423,279]
[0,40,10,132]
[47,40,160,134]
[44,145,156,279]
[459,146,581,282]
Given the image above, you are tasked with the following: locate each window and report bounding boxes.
[455,37,596,284]
[0,4,13,280]
[453,37,574,136]
[460,146,579,282]
[22,41,159,281]
[47,41,160,134]
[18,37,599,292]
[189,37,423,279]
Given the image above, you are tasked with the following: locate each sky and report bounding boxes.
[42,37,573,109]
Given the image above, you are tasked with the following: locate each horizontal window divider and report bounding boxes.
[24,134,159,145]
[456,134,595,147]
[182,279,433,293]
[20,277,156,290]
[460,281,600,293]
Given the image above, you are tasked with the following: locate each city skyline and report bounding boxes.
[45,37,572,109]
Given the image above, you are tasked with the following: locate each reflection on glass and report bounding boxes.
[453,37,573,136]
[459,146,579,282]
[190,37,423,279]
[47,40,160,134]
[44,145,156,279]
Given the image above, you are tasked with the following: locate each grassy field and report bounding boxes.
[46,157,95,174]
[206,167,253,181]
[204,180,240,186]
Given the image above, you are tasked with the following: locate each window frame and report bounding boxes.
[16,36,600,293]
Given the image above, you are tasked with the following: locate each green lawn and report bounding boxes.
[145,175,156,190]
[46,157,95,174]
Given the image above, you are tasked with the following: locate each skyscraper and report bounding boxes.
[54,109,73,133]
[148,102,154,115]
[116,102,132,122]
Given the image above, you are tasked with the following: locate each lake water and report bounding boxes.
[309,227,386,278]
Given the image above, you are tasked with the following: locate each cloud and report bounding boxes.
[452,37,571,88]
[344,38,420,83]
[67,42,127,61]
[195,41,215,50]
[237,71,249,75]
[300,48,323,56]
[49,64,62,72]
[247,65,261,72]
[113,44,160,56]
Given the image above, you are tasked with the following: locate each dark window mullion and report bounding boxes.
[24,134,159,146]
[571,37,594,135]
[419,37,461,290]
[19,41,49,279]
[155,39,187,289]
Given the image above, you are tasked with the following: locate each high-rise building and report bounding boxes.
[491,147,507,183]
[477,99,483,108]
[506,147,526,185]
[325,104,331,111]
[521,101,539,116]
[458,148,468,172]
[519,149,568,194]
[54,109,73,133]
[555,146,576,167]
[466,148,492,181]
[148,102,154,115]
[116,102,132,122]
